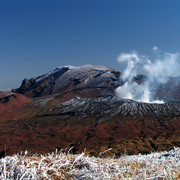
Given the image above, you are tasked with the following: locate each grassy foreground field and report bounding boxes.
[0,147,180,179]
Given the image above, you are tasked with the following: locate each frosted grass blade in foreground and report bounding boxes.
[0,147,180,179]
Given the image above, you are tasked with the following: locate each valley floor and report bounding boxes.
[0,147,180,179]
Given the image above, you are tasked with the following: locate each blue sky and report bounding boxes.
[1,0,180,89]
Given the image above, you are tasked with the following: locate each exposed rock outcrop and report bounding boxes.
[14,65,180,102]
[14,65,122,98]
[0,65,179,157]
[0,95,179,156]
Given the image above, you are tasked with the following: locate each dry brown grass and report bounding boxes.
[0,147,180,179]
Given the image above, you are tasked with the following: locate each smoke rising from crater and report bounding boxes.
[115,48,180,103]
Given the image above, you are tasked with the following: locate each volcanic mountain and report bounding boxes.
[14,65,180,102]
[14,65,122,99]
[0,65,180,157]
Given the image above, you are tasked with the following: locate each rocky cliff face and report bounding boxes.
[14,65,180,102]
[14,65,122,98]
[0,94,179,157]
[56,96,180,121]
[0,65,179,157]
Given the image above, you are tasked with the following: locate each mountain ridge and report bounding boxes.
[14,65,122,98]
[0,64,179,157]
[14,65,180,102]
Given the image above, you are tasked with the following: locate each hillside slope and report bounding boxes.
[14,65,122,98]
[0,65,179,157]
[14,65,180,101]
[0,95,179,157]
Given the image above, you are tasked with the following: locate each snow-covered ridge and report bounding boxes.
[36,65,113,82]
[15,65,121,98]
[57,95,180,120]
[15,64,180,101]
[1,147,180,179]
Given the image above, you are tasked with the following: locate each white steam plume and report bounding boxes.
[115,48,180,103]
[153,46,159,51]
[117,52,140,81]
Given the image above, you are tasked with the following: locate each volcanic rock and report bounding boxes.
[154,77,180,102]
[0,94,180,157]
[0,65,180,157]
[14,65,180,102]
[14,65,122,98]
[0,92,32,117]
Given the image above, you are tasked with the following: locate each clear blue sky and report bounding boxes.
[1,0,180,89]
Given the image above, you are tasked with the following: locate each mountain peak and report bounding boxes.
[14,65,122,98]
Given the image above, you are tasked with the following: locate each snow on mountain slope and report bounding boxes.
[54,95,180,121]
[14,65,121,98]
[14,65,180,102]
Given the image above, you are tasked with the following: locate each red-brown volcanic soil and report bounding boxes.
[0,93,180,158]
[1,113,180,157]
[0,92,32,120]
[1,66,180,157]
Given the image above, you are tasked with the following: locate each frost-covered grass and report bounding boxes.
[0,147,180,179]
